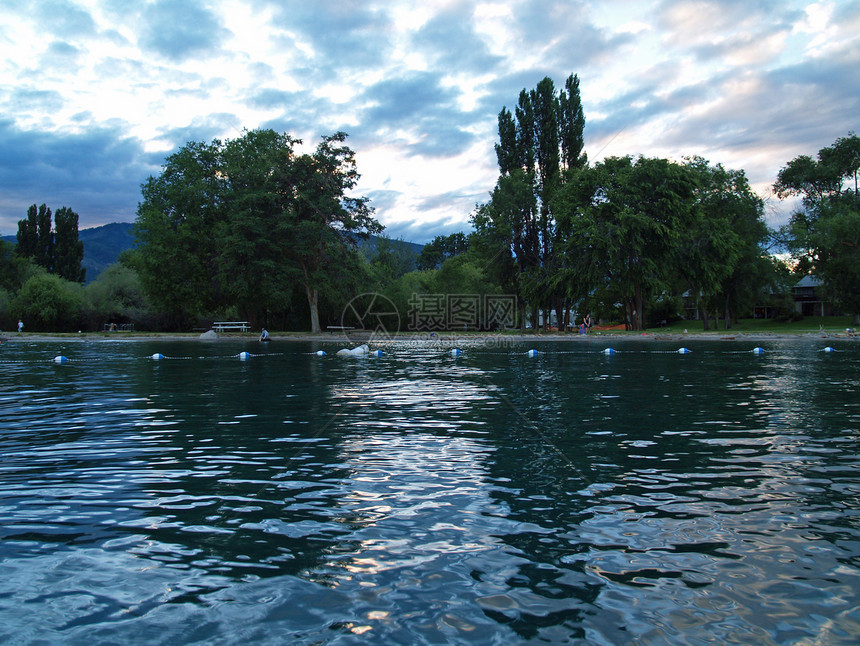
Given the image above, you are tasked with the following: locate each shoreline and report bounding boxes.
[3,330,856,343]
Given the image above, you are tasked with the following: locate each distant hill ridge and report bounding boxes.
[3,222,422,282]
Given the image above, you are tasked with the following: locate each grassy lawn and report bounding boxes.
[655,316,855,335]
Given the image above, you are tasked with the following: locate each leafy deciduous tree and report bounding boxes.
[774,133,860,324]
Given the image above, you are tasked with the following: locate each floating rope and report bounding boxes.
[0,345,849,365]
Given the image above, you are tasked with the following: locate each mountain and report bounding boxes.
[2,222,135,283]
[3,222,423,282]
[79,222,136,280]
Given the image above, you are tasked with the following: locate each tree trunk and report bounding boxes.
[554,297,563,332]
[700,302,710,331]
[306,284,320,334]
[724,294,732,330]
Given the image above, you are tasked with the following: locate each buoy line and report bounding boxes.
[1,345,848,365]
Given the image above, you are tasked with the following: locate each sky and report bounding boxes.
[1,0,858,243]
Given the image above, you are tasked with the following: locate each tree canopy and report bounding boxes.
[775,133,860,323]
[15,203,85,283]
[132,129,380,331]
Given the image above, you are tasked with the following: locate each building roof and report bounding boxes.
[794,275,821,288]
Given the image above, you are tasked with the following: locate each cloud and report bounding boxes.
[411,4,502,71]
[0,0,857,241]
[0,119,159,234]
[5,88,65,113]
[385,217,471,244]
[29,0,96,38]
[138,0,231,62]
[263,0,394,72]
[358,72,478,157]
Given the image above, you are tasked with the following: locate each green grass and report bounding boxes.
[654,316,855,335]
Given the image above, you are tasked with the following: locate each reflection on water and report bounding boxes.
[1,338,859,644]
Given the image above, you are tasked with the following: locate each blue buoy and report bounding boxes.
[823,346,836,353]
[238,351,251,361]
[315,350,326,356]
[677,347,691,354]
[371,349,383,357]
[151,353,165,360]
[527,349,539,357]
[53,355,69,364]
[603,348,616,355]
[450,348,462,357]
[752,347,765,355]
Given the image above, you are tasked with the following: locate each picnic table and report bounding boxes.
[212,321,251,332]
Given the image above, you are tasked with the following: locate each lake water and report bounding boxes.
[1,336,859,645]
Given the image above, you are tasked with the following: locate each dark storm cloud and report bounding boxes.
[138,0,231,62]
[0,119,160,234]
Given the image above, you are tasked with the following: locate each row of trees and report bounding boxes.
[2,73,854,333]
[0,203,95,332]
[465,76,775,331]
[16,204,85,282]
[0,240,148,332]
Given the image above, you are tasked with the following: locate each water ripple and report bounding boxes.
[1,339,859,643]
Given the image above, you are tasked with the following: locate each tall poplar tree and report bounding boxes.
[53,207,86,283]
[482,73,586,329]
[36,204,54,271]
[15,203,85,282]
[16,205,39,260]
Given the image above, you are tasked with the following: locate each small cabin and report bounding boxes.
[793,275,834,317]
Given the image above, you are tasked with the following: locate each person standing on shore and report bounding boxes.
[584,313,592,334]
[17,319,23,333]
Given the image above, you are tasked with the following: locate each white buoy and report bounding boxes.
[603,348,616,355]
[53,355,69,364]
[677,347,691,354]
[238,351,251,361]
[151,353,165,360]
[752,347,765,355]
[315,350,326,356]
[450,348,462,357]
[337,344,369,356]
[527,349,539,357]
[823,346,836,353]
